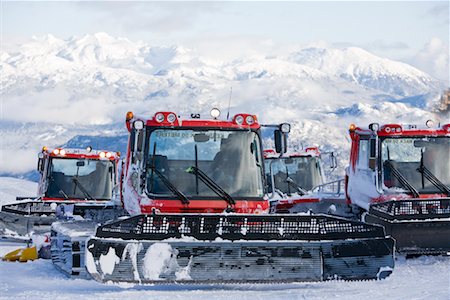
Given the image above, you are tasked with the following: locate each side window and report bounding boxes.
[357,139,369,169]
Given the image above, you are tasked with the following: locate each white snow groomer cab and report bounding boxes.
[346,122,450,255]
[0,146,121,240]
[80,110,395,284]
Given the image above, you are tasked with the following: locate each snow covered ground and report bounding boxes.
[0,177,449,300]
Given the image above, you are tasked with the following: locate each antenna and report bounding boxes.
[226,87,233,120]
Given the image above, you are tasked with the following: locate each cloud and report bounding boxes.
[77,2,224,36]
[411,37,449,83]
[367,40,409,51]
[426,4,449,25]
[3,87,118,125]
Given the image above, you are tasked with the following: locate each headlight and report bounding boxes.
[133,120,144,130]
[210,108,220,119]
[280,123,291,133]
[425,120,435,128]
[245,115,255,125]
[167,113,177,123]
[235,115,244,125]
[155,113,165,123]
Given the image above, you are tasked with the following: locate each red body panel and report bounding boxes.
[140,199,268,214]
[274,198,320,211]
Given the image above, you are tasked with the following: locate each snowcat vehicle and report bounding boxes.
[345,122,450,255]
[0,146,122,243]
[264,148,347,215]
[51,110,395,283]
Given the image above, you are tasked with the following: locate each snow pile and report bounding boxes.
[0,177,37,205]
[99,247,120,275]
[142,243,192,281]
[121,242,144,282]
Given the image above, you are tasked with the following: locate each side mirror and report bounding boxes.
[194,133,210,143]
[37,158,44,173]
[330,152,338,169]
[413,140,428,148]
[136,130,144,152]
[369,138,377,170]
[284,157,294,164]
[274,130,287,153]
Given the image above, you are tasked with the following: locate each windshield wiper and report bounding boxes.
[72,178,95,200]
[416,150,450,196]
[285,177,308,196]
[186,166,236,206]
[148,166,190,205]
[384,160,420,198]
[49,177,69,199]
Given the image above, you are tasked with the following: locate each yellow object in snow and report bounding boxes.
[2,246,38,262]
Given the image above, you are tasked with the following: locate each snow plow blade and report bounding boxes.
[85,214,395,283]
[0,201,56,238]
[366,198,450,255]
[0,201,123,239]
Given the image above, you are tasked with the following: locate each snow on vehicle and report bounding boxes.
[264,147,348,216]
[52,110,394,283]
[0,146,122,242]
[345,122,450,255]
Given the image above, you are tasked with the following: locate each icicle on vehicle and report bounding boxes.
[345,122,450,255]
[52,110,395,283]
[0,146,122,242]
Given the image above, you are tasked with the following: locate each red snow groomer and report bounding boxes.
[71,110,395,284]
[264,147,351,221]
[264,148,327,212]
[346,122,450,255]
[0,146,121,240]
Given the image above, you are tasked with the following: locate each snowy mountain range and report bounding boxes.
[1,33,447,177]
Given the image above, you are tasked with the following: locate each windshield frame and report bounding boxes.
[143,126,266,201]
[378,135,450,194]
[45,157,115,201]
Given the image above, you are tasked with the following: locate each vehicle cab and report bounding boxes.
[37,147,119,203]
[122,110,268,214]
[264,148,325,197]
[347,122,450,210]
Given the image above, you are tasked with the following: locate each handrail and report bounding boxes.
[312,178,345,196]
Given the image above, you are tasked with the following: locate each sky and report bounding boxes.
[1,1,449,82]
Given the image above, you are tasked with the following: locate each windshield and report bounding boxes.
[265,156,323,194]
[46,158,114,200]
[381,137,450,193]
[146,129,264,198]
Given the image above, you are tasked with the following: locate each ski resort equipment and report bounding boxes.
[346,122,450,255]
[2,246,38,262]
[52,110,395,283]
[0,146,121,241]
[264,148,347,215]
